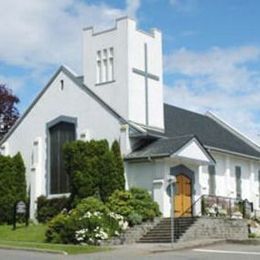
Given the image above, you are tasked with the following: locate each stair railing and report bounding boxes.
[178,195,203,218]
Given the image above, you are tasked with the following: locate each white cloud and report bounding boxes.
[169,0,198,12]
[164,46,260,92]
[0,0,140,72]
[164,46,260,143]
[0,0,141,111]
[126,0,141,19]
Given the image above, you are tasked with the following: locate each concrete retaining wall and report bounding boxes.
[179,217,248,242]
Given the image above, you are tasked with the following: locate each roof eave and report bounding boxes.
[205,145,260,161]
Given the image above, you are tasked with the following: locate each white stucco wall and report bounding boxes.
[2,70,123,217]
[199,150,260,210]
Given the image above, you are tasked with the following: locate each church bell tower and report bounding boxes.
[83,17,164,131]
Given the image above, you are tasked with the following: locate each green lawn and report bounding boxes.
[0,224,109,255]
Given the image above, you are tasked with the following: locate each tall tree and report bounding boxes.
[0,84,20,140]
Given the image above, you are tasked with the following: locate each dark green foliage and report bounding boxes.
[99,149,118,202]
[111,140,125,191]
[107,187,161,224]
[63,139,125,205]
[0,153,27,224]
[130,187,161,221]
[13,153,26,201]
[128,212,143,226]
[36,196,70,223]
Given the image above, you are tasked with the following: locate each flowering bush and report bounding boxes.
[46,197,128,245]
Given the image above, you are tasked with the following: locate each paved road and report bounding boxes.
[1,243,260,260]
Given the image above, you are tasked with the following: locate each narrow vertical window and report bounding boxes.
[235,166,242,199]
[32,140,39,167]
[108,47,114,81]
[96,51,102,83]
[208,165,216,196]
[103,49,108,82]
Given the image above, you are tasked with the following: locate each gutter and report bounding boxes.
[205,146,260,161]
[124,153,170,162]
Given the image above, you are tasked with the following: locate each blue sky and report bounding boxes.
[1,0,260,142]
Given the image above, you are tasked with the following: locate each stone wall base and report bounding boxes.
[179,217,248,242]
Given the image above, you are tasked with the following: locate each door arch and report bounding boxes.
[174,174,192,217]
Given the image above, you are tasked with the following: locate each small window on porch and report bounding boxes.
[235,166,242,199]
[208,165,216,196]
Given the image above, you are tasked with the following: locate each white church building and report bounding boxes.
[1,17,260,219]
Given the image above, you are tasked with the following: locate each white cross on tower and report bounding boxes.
[132,43,160,126]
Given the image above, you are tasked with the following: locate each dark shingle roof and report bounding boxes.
[160,104,260,158]
[126,135,194,159]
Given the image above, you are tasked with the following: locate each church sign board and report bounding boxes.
[13,200,29,230]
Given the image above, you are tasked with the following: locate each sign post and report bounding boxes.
[13,201,29,230]
[167,175,176,248]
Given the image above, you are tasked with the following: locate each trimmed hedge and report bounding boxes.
[36,196,70,223]
[0,153,27,224]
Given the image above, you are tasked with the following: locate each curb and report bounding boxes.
[0,245,67,255]
[227,239,260,245]
[150,239,226,253]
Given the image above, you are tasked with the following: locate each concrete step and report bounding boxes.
[138,217,198,244]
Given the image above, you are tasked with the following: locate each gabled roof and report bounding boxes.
[159,104,260,159]
[126,134,215,163]
[0,66,139,145]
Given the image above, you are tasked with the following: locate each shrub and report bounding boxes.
[63,139,125,205]
[128,212,143,226]
[36,196,70,223]
[107,188,161,224]
[75,197,108,215]
[130,187,161,221]
[106,190,134,218]
[0,153,27,224]
[46,197,128,245]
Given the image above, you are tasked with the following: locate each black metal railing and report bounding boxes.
[201,195,244,218]
[178,194,253,219]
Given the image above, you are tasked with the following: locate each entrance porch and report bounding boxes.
[125,136,215,217]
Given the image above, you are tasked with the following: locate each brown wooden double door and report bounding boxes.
[174,174,192,217]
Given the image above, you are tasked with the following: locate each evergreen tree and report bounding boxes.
[0,153,26,223]
[13,152,26,201]
[63,139,126,205]
[98,149,118,202]
[111,140,125,190]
